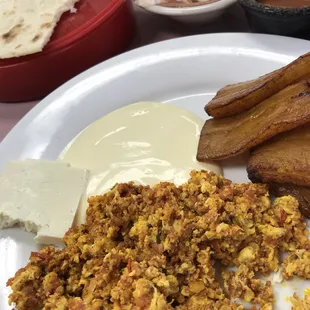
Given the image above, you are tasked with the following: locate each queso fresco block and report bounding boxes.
[0,159,89,245]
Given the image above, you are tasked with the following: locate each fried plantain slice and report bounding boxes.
[247,124,310,187]
[205,51,310,118]
[268,183,310,219]
[197,81,310,161]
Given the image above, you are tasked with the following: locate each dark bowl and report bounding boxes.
[238,0,310,38]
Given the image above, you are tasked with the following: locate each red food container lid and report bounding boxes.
[0,0,136,102]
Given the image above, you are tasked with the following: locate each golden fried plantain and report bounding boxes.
[247,124,310,187]
[197,81,310,161]
[247,123,310,219]
[268,183,310,219]
[205,51,310,118]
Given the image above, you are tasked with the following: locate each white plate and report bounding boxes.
[1,33,310,309]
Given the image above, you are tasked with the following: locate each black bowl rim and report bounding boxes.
[238,0,310,16]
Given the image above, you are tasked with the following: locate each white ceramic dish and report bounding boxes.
[0,33,310,309]
[137,0,237,24]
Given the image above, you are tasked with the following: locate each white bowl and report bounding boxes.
[138,0,237,24]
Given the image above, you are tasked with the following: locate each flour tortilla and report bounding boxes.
[0,0,79,59]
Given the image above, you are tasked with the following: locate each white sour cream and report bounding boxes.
[59,102,221,225]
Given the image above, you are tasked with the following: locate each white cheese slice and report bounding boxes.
[0,0,80,59]
[0,159,88,245]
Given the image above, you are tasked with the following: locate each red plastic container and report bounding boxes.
[0,0,136,102]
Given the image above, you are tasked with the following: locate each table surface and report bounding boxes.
[0,4,249,142]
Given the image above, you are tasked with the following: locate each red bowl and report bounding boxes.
[0,0,136,102]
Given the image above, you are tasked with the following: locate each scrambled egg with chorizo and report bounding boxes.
[290,292,310,310]
[7,171,310,309]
